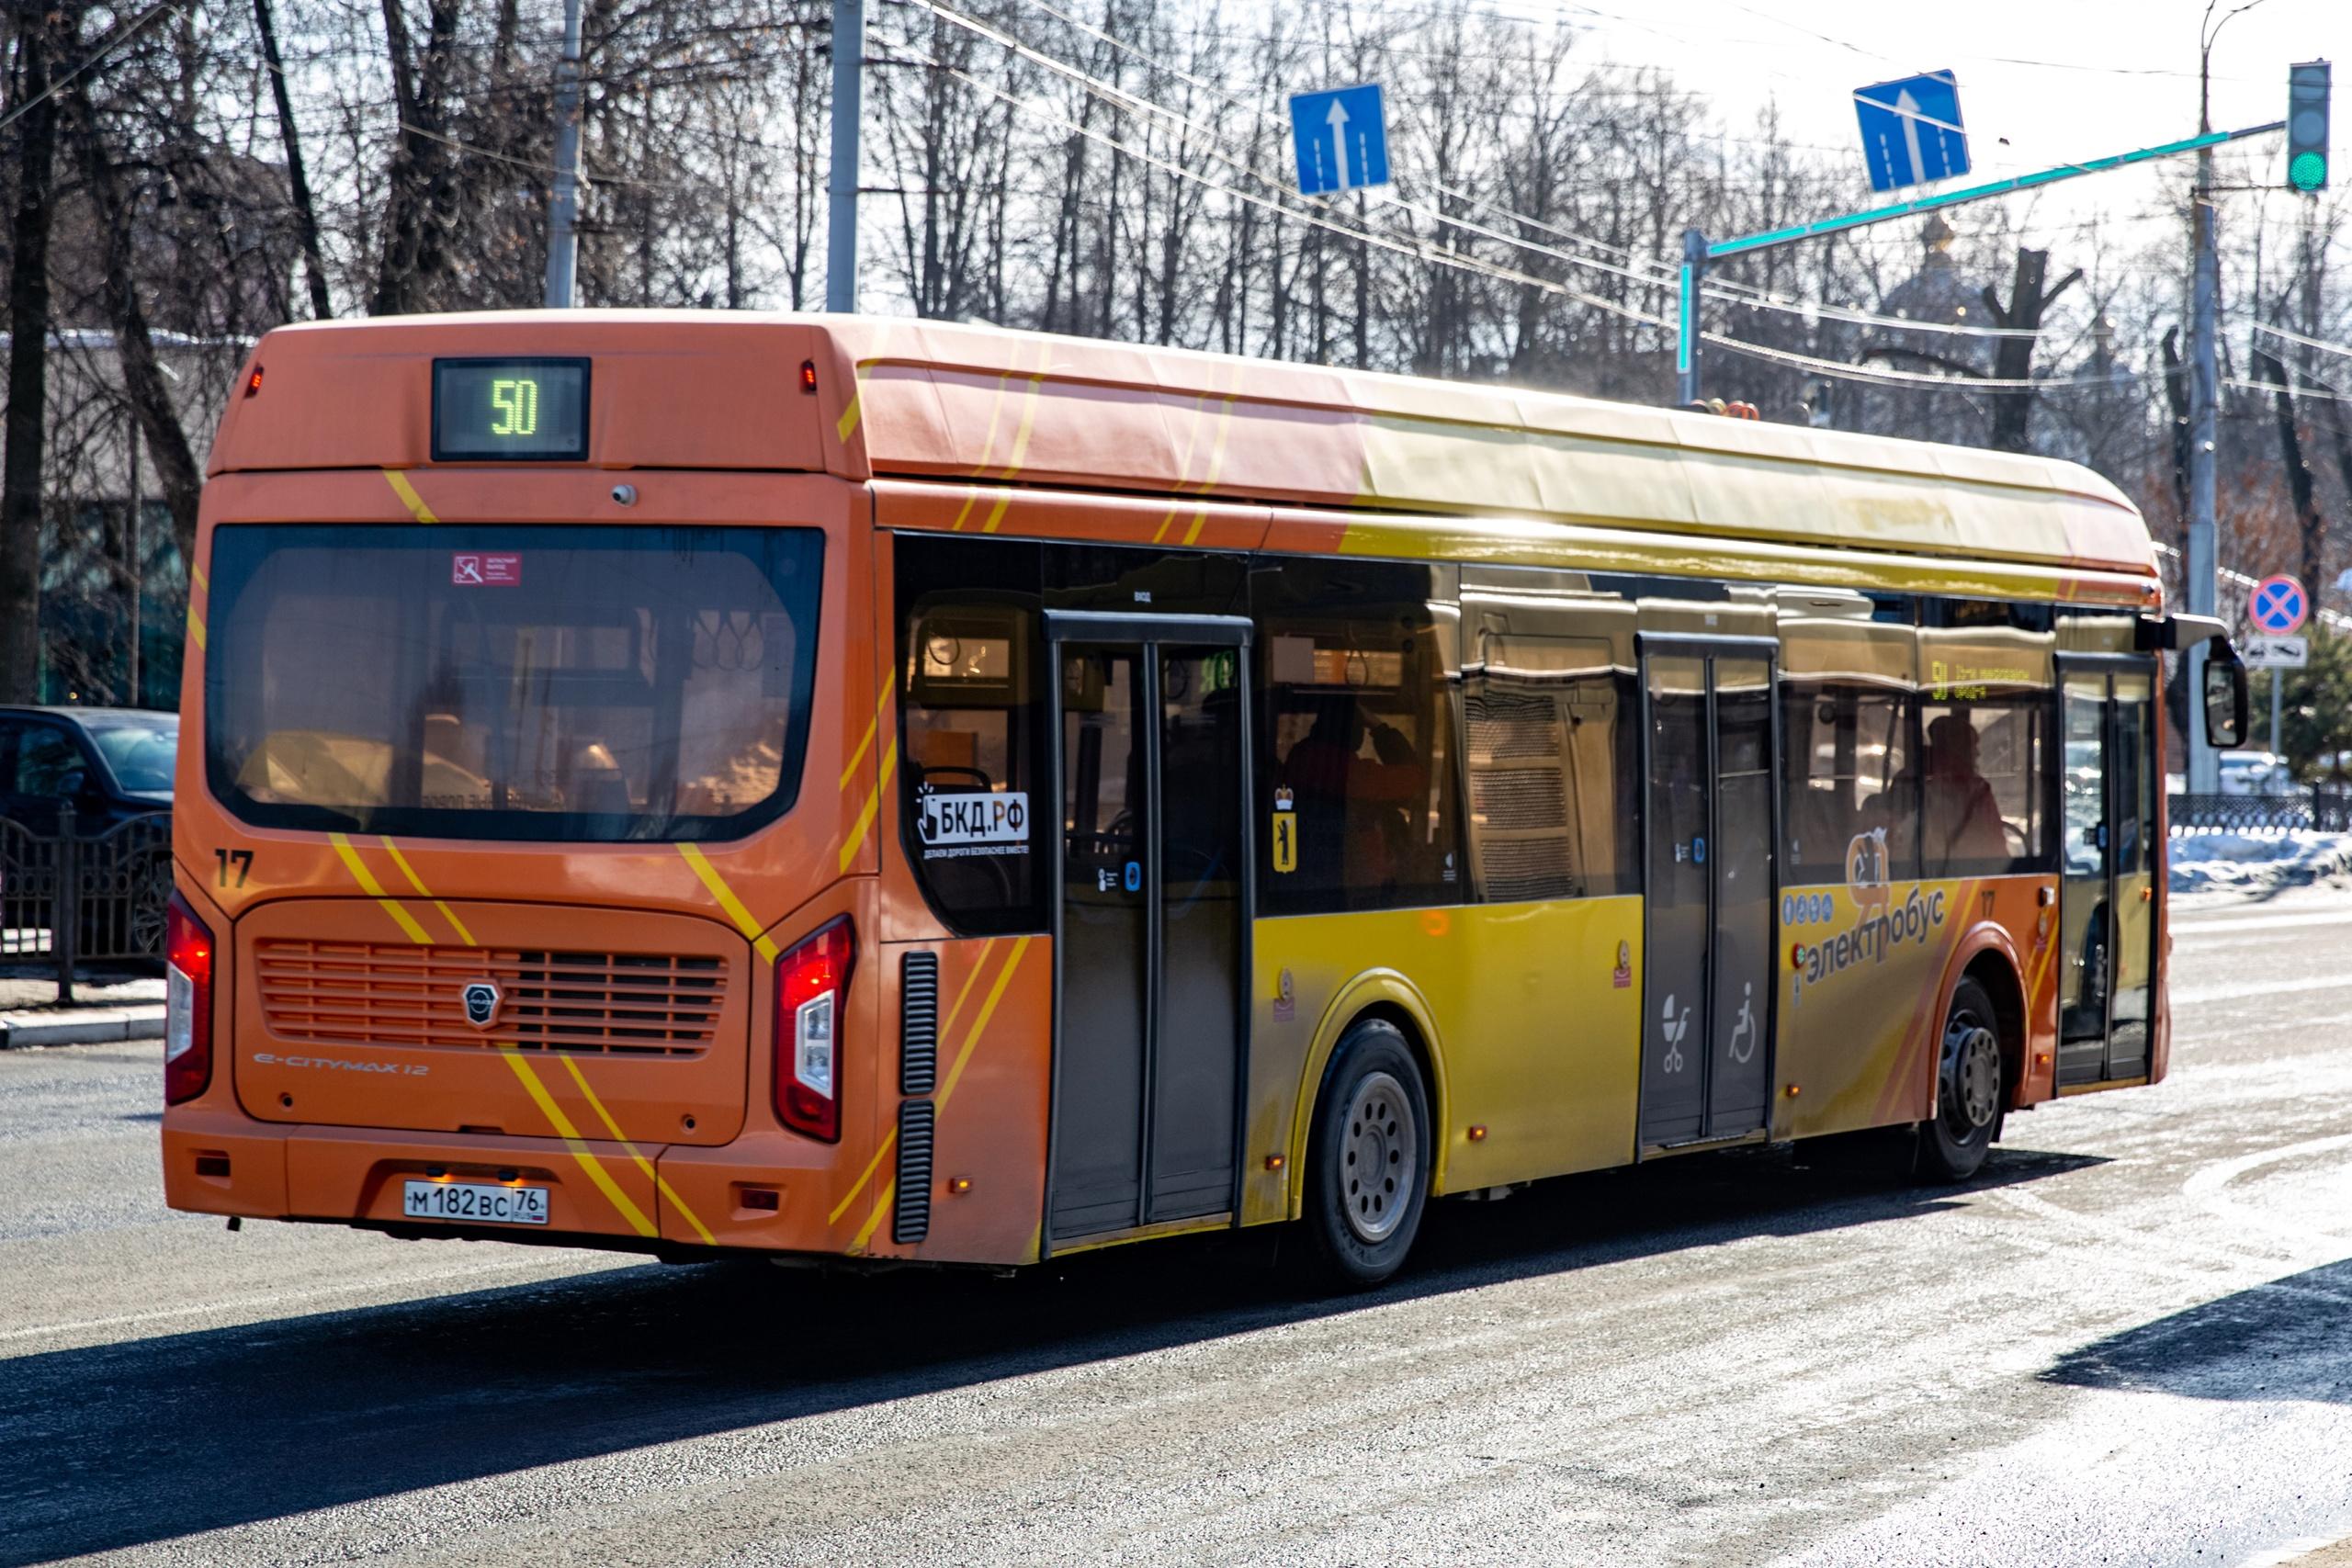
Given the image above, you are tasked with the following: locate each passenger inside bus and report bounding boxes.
[1279,695,1428,907]
[1913,712,2011,874]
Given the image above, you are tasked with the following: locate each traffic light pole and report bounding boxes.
[541,0,583,308]
[2186,137,2223,794]
[1674,120,2282,411]
[825,0,865,313]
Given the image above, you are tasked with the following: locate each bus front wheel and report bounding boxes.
[1917,976,2004,1183]
[1302,1018,1430,1288]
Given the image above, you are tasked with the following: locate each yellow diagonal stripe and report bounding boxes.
[851,936,1029,1250]
[329,831,432,945]
[383,468,438,525]
[937,935,1029,1111]
[967,357,1017,478]
[836,740,898,874]
[836,326,895,445]
[190,563,209,593]
[379,836,476,946]
[829,1127,899,1226]
[853,1179,898,1251]
[498,1049,658,1237]
[1181,389,1238,547]
[676,843,781,963]
[995,346,1046,479]
[839,673,898,790]
[829,937,999,1230]
[186,611,207,651]
[558,1055,716,1247]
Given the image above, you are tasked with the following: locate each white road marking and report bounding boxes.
[2169,975,2352,1008]
[2180,1132,2352,1253]
[2172,908,2352,937]
[0,1257,592,1344]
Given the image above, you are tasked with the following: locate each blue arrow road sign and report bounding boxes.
[2251,575,2310,635]
[1854,71,1969,193]
[1291,84,1388,196]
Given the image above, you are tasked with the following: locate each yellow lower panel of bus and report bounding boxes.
[1244,897,1645,1224]
[1772,876,2048,1141]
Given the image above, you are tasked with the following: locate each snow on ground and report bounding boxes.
[2168,830,2352,896]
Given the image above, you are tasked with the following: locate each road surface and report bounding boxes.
[6,889,2352,1565]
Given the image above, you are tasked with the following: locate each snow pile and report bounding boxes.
[2167,830,2352,895]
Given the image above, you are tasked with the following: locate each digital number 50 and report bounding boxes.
[490,378,539,437]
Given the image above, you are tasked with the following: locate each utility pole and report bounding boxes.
[542,0,584,309]
[1678,229,1703,406]
[2184,17,2237,795]
[125,412,140,708]
[825,0,865,313]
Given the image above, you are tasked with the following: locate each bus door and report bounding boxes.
[1043,613,1252,1246]
[2057,660,2158,1085]
[1638,637,1779,1150]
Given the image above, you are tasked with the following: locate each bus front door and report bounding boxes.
[1638,641,1779,1150]
[2058,662,2158,1086]
[1045,615,1251,1247]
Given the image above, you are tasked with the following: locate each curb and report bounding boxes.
[0,1006,166,1049]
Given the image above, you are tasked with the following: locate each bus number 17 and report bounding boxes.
[215,848,254,888]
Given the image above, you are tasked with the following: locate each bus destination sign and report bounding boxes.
[432,357,591,461]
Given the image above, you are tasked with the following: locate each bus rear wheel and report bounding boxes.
[1303,1018,1430,1288]
[1917,976,2004,1183]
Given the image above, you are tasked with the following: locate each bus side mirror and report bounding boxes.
[2203,636,2248,750]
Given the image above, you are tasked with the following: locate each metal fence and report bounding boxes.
[2168,791,2352,835]
[0,807,172,1000]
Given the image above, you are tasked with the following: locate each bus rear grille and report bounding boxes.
[894,1099,935,1244]
[255,940,725,1055]
[900,951,939,1094]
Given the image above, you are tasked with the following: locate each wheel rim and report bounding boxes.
[1340,1070,1417,1244]
[1941,1010,2001,1141]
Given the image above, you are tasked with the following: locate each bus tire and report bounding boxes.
[1302,1019,1430,1288]
[1917,976,2004,1183]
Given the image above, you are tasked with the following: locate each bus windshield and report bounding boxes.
[203,524,823,842]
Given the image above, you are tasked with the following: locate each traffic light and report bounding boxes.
[2288,61,2330,193]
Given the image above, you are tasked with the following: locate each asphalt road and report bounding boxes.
[8,890,2352,1566]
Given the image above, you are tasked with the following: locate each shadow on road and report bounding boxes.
[2041,1257,2352,1405]
[0,1141,2101,1564]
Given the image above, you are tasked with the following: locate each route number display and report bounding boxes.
[432,357,590,461]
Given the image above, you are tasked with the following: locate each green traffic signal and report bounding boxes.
[2287,61,2330,193]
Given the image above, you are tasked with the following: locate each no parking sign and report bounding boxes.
[2250,575,2310,637]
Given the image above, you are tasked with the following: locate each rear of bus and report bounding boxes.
[161,313,890,1258]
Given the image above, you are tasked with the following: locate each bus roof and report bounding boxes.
[216,310,2156,581]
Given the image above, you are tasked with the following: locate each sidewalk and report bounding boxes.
[0,976,165,1050]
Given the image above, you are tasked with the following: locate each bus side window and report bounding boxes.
[1779,681,1919,886]
[1915,698,2050,875]
[1461,627,1635,902]
[1252,558,1464,915]
[894,536,1049,937]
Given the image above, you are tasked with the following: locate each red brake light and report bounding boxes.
[774,917,853,1142]
[165,893,214,1105]
[799,358,819,395]
[243,366,264,398]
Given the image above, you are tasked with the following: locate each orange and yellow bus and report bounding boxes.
[161,313,2245,1284]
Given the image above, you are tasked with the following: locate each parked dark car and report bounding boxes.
[0,705,175,834]
[0,707,176,978]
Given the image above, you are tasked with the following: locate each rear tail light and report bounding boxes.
[775,917,853,1142]
[165,893,214,1105]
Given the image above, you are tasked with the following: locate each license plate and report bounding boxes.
[401,1179,549,1226]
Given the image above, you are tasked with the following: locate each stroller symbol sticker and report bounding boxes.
[1660,994,1690,1074]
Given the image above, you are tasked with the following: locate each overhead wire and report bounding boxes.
[966,0,2086,346]
[884,21,2165,398]
[0,0,192,135]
